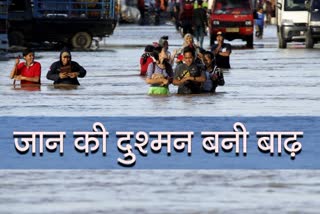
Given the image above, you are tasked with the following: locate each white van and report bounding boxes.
[276,0,308,48]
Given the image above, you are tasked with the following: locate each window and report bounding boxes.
[214,0,251,15]
[284,0,307,11]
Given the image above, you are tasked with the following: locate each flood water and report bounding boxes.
[1,170,320,214]
[0,24,319,213]
[0,24,319,116]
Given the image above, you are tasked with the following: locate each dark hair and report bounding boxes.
[183,46,195,57]
[204,51,214,60]
[22,48,33,57]
[199,47,206,55]
[60,47,71,54]
[153,45,163,53]
[151,45,163,62]
[151,52,159,61]
[161,35,168,40]
[144,45,154,52]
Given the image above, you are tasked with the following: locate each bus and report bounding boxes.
[7,0,117,49]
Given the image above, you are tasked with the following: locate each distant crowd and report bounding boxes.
[138,0,276,42]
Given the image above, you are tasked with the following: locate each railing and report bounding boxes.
[32,0,115,19]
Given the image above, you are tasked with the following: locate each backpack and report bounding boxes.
[181,3,193,20]
[140,53,153,75]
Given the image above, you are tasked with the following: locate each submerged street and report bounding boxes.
[0,23,320,214]
[1,24,319,117]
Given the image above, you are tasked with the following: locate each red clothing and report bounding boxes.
[138,0,144,9]
[140,55,154,76]
[16,61,41,84]
[180,3,193,20]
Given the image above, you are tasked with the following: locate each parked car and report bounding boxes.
[276,0,308,48]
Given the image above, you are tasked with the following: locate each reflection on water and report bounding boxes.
[0,170,319,213]
[13,84,41,92]
[53,84,78,90]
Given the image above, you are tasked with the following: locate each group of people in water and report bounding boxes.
[10,27,230,96]
[141,31,230,95]
[9,48,86,90]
